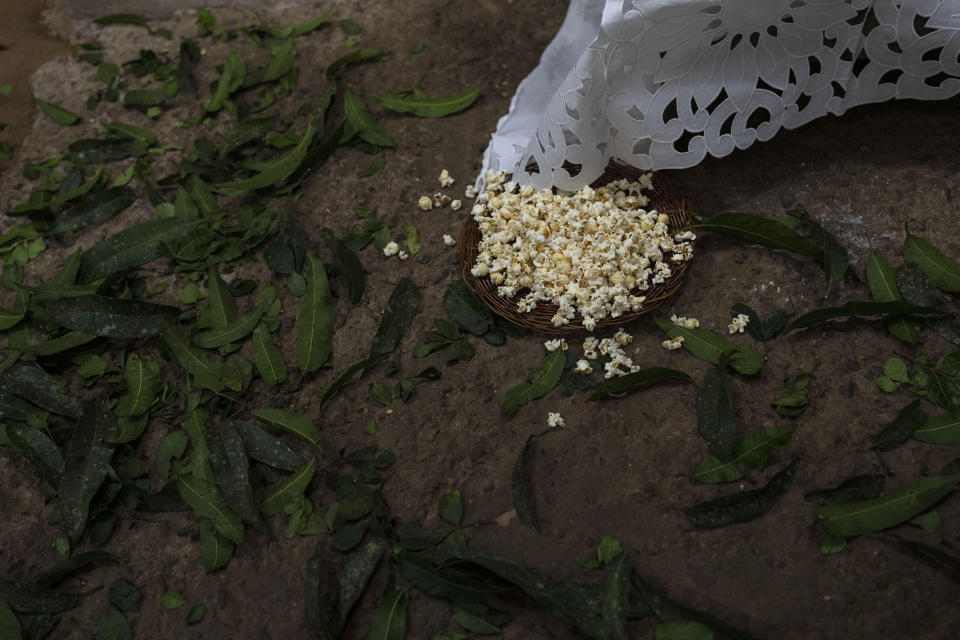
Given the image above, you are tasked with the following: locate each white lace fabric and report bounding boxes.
[481,0,960,191]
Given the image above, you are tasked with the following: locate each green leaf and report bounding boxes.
[654,318,764,376]
[772,373,810,417]
[252,323,287,385]
[0,600,21,639]
[78,217,200,283]
[186,604,206,624]
[45,295,178,338]
[369,277,421,366]
[439,489,463,526]
[334,236,365,304]
[909,510,941,534]
[695,212,819,257]
[319,356,384,411]
[654,621,715,640]
[377,87,480,118]
[502,349,565,416]
[804,474,886,505]
[219,121,316,195]
[197,517,234,572]
[259,457,317,517]
[204,51,245,112]
[94,13,147,26]
[67,137,148,164]
[337,541,388,632]
[159,320,223,381]
[783,301,947,335]
[123,89,169,107]
[50,186,136,236]
[305,546,337,639]
[897,263,960,346]
[208,420,266,531]
[160,591,185,609]
[327,48,388,78]
[233,420,303,472]
[155,430,188,479]
[95,607,131,640]
[817,475,959,538]
[33,550,118,588]
[404,219,421,255]
[588,367,692,400]
[788,208,850,297]
[58,402,117,544]
[268,10,332,38]
[340,19,362,35]
[263,38,296,82]
[205,267,238,329]
[363,586,407,640]
[443,280,492,336]
[218,116,277,157]
[913,413,960,444]
[600,553,629,640]
[682,460,797,529]
[696,364,736,462]
[176,474,244,544]
[297,253,335,374]
[890,536,960,575]
[690,425,795,484]
[369,382,392,406]
[872,399,928,452]
[36,99,80,125]
[0,362,82,418]
[252,408,321,449]
[0,579,78,615]
[115,353,159,417]
[343,87,395,147]
[194,304,265,348]
[904,232,960,292]
[6,423,64,486]
[512,431,544,532]
[104,121,157,146]
[883,357,910,382]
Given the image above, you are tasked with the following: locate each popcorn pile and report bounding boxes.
[562,328,639,379]
[470,170,694,331]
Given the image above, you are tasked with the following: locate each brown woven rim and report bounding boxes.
[458,163,696,335]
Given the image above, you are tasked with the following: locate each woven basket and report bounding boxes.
[458,163,695,335]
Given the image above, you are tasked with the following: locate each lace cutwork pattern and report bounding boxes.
[483,0,960,190]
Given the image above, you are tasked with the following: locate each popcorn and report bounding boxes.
[450,199,462,211]
[383,241,399,257]
[662,336,684,350]
[439,169,454,187]
[544,338,568,352]
[465,185,479,199]
[433,192,451,208]
[574,359,593,374]
[728,313,750,334]
[671,314,700,330]
[469,171,690,331]
[418,196,433,211]
[398,250,409,261]
[443,234,457,247]
[547,412,566,428]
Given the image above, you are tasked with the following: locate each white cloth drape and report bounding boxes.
[480,0,960,191]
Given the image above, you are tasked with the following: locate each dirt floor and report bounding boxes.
[2,1,959,639]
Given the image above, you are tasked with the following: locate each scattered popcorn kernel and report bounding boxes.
[439,169,455,187]
[614,329,632,346]
[398,250,409,261]
[671,314,700,330]
[443,234,457,247]
[418,195,432,211]
[728,313,750,334]
[662,336,684,350]
[465,184,479,199]
[433,192,451,208]
[544,338,568,352]
[574,359,593,374]
[383,241,399,257]
[450,199,462,211]
[547,412,566,428]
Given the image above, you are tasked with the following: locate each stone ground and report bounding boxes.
[2,1,959,639]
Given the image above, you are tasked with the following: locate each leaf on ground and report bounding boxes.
[682,460,797,529]
[866,249,922,344]
[58,402,117,544]
[259,457,317,517]
[898,262,960,346]
[208,420,266,532]
[95,606,131,640]
[804,474,886,506]
[176,473,244,544]
[159,320,223,382]
[45,296,178,339]
[319,356,383,412]
[654,621,716,640]
[696,364,736,462]
[443,279,492,336]
[364,585,407,640]
[327,48,388,78]
[218,121,315,195]
[204,51,245,112]
[194,303,266,349]
[788,208,850,297]
[205,267,238,328]
[904,232,960,292]
[297,253,335,373]
[78,217,200,283]
[232,420,303,472]
[600,553,629,640]
[654,318,764,376]
[377,87,479,118]
[252,323,287,385]
[50,186,136,236]
[783,301,946,335]
[67,137,148,164]
[218,116,277,157]
[368,277,421,367]
[889,536,960,576]
[337,540,388,632]
[343,87,395,147]
[0,578,78,614]
[772,373,810,417]
[817,475,959,538]
[0,600,20,639]
[6,423,64,486]
[439,489,463,526]
[690,425,795,484]
[0,362,82,418]
[37,100,80,125]
[512,431,546,532]
[502,349,565,416]
[589,367,692,401]
[914,413,960,444]
[251,408,320,449]
[872,399,928,452]
[34,550,119,588]
[115,353,159,418]
[198,517,235,572]
[695,212,819,257]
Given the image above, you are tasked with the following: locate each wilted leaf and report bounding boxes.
[176,474,244,544]
[866,249,922,343]
[297,253,334,373]
[251,408,320,448]
[690,425,795,484]
[783,301,946,335]
[589,367,692,401]
[682,460,797,528]
[259,457,317,517]
[695,212,819,257]
[654,318,763,376]
[502,350,565,416]
[377,87,479,118]
[36,100,80,125]
[45,296,178,339]
[904,232,960,292]
[696,364,736,462]
[368,278,421,366]
[872,399,927,452]
[58,402,117,544]
[78,217,200,283]
[817,475,958,538]
[913,413,960,444]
